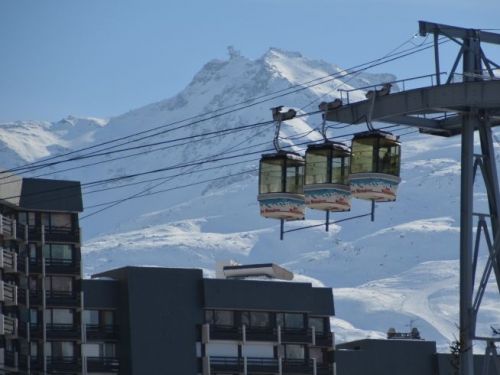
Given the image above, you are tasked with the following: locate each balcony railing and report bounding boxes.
[47,356,81,372]
[0,314,17,336]
[46,323,81,339]
[27,225,80,244]
[0,281,18,306]
[45,226,80,243]
[86,324,119,340]
[202,324,316,345]
[203,357,316,375]
[0,216,26,241]
[87,357,120,373]
[0,248,17,273]
[26,289,79,307]
[314,331,333,347]
[281,327,313,344]
[29,257,80,275]
[3,349,18,369]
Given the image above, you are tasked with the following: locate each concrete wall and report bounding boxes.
[336,339,438,375]
[203,278,334,315]
[97,267,204,375]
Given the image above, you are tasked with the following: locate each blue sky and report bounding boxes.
[1,0,499,122]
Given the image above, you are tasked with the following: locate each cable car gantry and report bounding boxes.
[257,21,500,375]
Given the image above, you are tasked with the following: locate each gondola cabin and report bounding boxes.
[304,142,351,211]
[258,151,305,220]
[349,130,401,201]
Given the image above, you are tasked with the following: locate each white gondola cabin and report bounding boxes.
[258,151,305,220]
[304,142,351,211]
[349,130,401,201]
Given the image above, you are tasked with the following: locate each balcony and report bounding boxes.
[26,289,80,307]
[47,323,81,339]
[0,281,18,306]
[27,225,80,244]
[0,215,26,242]
[0,314,17,337]
[87,357,120,373]
[0,248,17,273]
[202,357,317,375]
[281,327,313,344]
[29,258,80,275]
[314,331,333,347]
[86,324,119,340]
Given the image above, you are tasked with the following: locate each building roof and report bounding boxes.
[0,175,83,212]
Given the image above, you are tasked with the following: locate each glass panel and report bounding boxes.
[42,245,50,259]
[250,312,271,328]
[29,244,37,260]
[260,159,284,194]
[30,342,38,357]
[286,344,305,359]
[285,313,304,329]
[47,276,73,292]
[204,310,214,324]
[214,310,234,326]
[51,213,72,229]
[84,310,100,325]
[351,138,375,174]
[52,342,74,357]
[285,162,304,194]
[103,343,116,357]
[30,309,38,324]
[276,313,285,328]
[50,309,74,324]
[309,317,325,333]
[241,311,250,326]
[305,150,328,185]
[331,157,344,184]
[102,311,114,325]
[377,141,401,176]
[28,212,36,226]
[41,213,50,227]
[49,245,73,260]
[310,347,323,363]
[18,212,27,225]
[84,343,100,357]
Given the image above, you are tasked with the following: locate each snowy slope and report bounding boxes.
[1,47,499,351]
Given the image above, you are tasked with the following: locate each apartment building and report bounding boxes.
[0,176,83,374]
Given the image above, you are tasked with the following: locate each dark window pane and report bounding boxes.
[205,310,214,324]
[306,150,328,184]
[214,310,234,326]
[286,344,305,359]
[309,317,325,333]
[260,159,284,194]
[285,313,304,329]
[241,312,250,326]
[102,311,114,325]
[250,312,270,328]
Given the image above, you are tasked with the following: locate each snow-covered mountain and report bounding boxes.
[1,47,499,352]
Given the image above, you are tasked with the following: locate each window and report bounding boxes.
[242,311,271,328]
[308,317,326,334]
[43,244,73,261]
[310,347,324,363]
[84,310,100,325]
[306,149,329,184]
[46,276,73,292]
[30,309,38,324]
[47,341,74,358]
[84,343,116,357]
[84,310,114,326]
[285,161,304,194]
[46,309,74,325]
[277,313,304,329]
[29,244,37,260]
[50,213,72,229]
[205,310,234,326]
[30,342,38,357]
[19,212,36,226]
[278,344,305,359]
[260,159,284,194]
